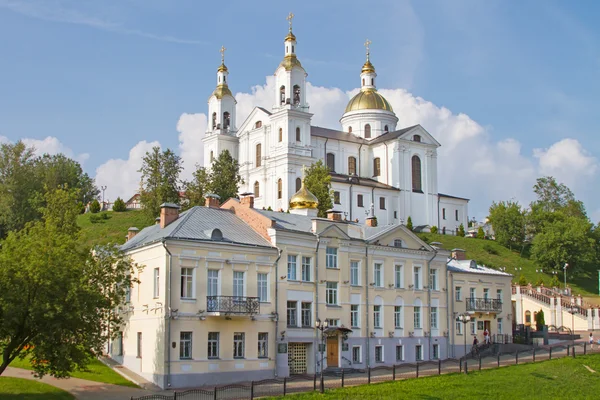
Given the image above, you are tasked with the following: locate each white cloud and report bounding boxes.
[534,139,597,189]
[21,136,90,165]
[177,113,207,181]
[0,135,9,144]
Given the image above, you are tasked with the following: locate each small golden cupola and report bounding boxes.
[212,45,233,100]
[289,179,318,210]
[279,12,303,71]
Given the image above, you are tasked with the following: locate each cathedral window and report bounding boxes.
[293,85,300,105]
[357,194,364,207]
[292,45,295,53]
[210,151,214,163]
[280,86,286,105]
[277,179,283,199]
[413,135,421,142]
[296,177,301,192]
[296,127,301,142]
[348,126,352,133]
[326,153,335,172]
[365,124,371,139]
[412,155,422,193]
[223,76,226,83]
[362,78,365,86]
[254,181,260,197]
[279,128,283,142]
[373,158,381,177]
[223,112,230,129]
[256,144,262,167]
[212,113,217,130]
[334,191,341,205]
[348,157,357,175]
[371,78,374,85]
[255,121,262,129]
[384,125,389,133]
[379,197,386,210]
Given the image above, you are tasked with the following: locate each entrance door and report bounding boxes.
[484,320,491,341]
[288,343,307,374]
[327,337,338,368]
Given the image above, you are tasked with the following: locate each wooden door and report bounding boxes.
[327,337,338,368]
[484,320,491,332]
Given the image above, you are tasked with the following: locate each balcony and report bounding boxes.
[466,297,502,313]
[206,296,260,315]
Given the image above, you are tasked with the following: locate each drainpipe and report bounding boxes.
[323,138,329,165]
[447,270,453,358]
[365,243,371,368]
[358,143,363,177]
[426,250,437,360]
[162,241,172,388]
[370,187,375,218]
[349,178,354,221]
[384,142,390,185]
[437,195,441,231]
[273,248,283,377]
[314,234,321,374]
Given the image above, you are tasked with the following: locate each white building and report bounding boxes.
[202,15,468,232]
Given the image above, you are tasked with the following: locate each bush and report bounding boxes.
[89,212,111,224]
[518,274,528,286]
[477,226,485,239]
[89,199,101,213]
[406,216,413,231]
[535,277,545,287]
[457,223,465,237]
[535,309,545,330]
[113,197,126,212]
[483,243,499,255]
[430,226,438,234]
[551,275,560,288]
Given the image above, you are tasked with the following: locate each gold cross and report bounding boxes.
[287,12,294,32]
[301,164,308,179]
[364,39,371,60]
[220,45,226,64]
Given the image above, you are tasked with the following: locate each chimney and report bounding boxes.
[155,217,160,225]
[326,209,343,222]
[451,248,467,261]
[127,227,139,241]
[205,194,221,208]
[366,216,378,227]
[240,192,254,209]
[160,203,180,229]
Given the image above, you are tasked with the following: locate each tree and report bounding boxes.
[477,226,485,239]
[406,216,413,231]
[457,223,465,237]
[488,200,526,249]
[208,150,243,204]
[90,199,101,213]
[551,274,560,288]
[518,275,528,286]
[139,147,183,218]
[304,160,333,218]
[184,165,211,209]
[535,309,545,330]
[112,197,126,212]
[430,226,438,234]
[0,188,140,377]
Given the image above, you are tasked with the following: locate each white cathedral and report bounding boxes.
[202,15,468,233]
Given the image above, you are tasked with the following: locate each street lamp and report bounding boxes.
[455,313,472,359]
[315,318,329,393]
[566,306,577,344]
[563,263,569,294]
[101,185,107,210]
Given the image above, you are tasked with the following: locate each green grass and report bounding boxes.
[267,354,600,400]
[77,209,152,247]
[0,377,74,400]
[9,357,138,388]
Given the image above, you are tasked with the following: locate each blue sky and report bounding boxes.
[1,0,599,220]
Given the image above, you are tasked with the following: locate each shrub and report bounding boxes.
[477,226,485,239]
[113,197,127,212]
[535,277,545,287]
[457,223,465,237]
[518,274,528,286]
[89,212,111,224]
[483,243,499,255]
[535,309,545,330]
[89,199,101,213]
[551,275,561,288]
[430,226,438,234]
[406,216,413,231]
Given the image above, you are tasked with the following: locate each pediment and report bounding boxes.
[316,223,352,240]
[398,125,441,147]
[237,107,272,135]
[367,224,432,251]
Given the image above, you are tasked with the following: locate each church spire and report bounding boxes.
[360,39,377,90]
[208,45,236,134]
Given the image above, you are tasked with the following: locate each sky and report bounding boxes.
[1,0,599,221]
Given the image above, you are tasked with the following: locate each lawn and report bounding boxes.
[10,357,138,388]
[266,354,600,399]
[77,209,152,247]
[0,377,74,400]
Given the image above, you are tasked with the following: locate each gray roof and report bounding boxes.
[447,259,512,277]
[438,193,470,201]
[369,125,419,144]
[254,209,314,234]
[330,173,399,191]
[310,125,420,146]
[256,106,272,115]
[121,206,274,251]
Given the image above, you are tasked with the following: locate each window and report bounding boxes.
[255,120,263,129]
[348,157,357,175]
[412,155,422,192]
[278,127,283,142]
[326,282,338,305]
[414,267,421,289]
[208,270,219,297]
[223,112,230,129]
[374,263,383,287]
[352,346,361,363]
[211,112,217,129]
[207,332,219,358]
[277,179,282,199]
[256,144,262,167]
[456,321,463,335]
[350,261,359,285]
[296,177,302,192]
[379,197,386,210]
[415,345,423,361]
[296,127,301,141]
[334,191,341,204]
[432,344,439,360]
[137,332,142,358]
[394,306,403,328]
[395,265,403,288]
[413,135,421,142]
[181,268,194,299]
[287,255,297,280]
[357,194,364,207]
[375,345,383,362]
[210,150,214,163]
[233,271,244,297]
[365,124,371,139]
[498,318,503,334]
[153,268,159,298]
[326,153,335,172]
[497,289,503,301]
[455,210,459,221]
[373,305,382,328]
[287,301,297,327]
[326,318,339,327]
[348,126,353,133]
[430,307,438,329]
[257,273,268,302]
[258,333,268,358]
[470,287,476,300]
[483,288,490,300]
[279,86,285,104]
[351,304,360,327]
[393,239,403,248]
[125,285,131,303]
[414,306,421,329]
[115,332,123,356]
[326,247,338,269]
[384,125,389,133]
[455,287,462,301]
[429,269,438,290]
[396,345,404,361]
[301,302,312,327]
[373,158,381,177]
[233,333,245,358]
[301,256,311,282]
[293,85,300,105]
[442,208,446,220]
[470,319,476,335]
[180,332,192,360]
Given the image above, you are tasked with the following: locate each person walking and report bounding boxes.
[484,328,490,344]
[589,332,594,350]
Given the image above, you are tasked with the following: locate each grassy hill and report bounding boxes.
[77,210,152,248]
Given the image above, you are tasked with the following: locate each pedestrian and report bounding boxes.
[484,328,490,344]
[589,332,594,349]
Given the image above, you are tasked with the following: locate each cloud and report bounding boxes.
[534,139,597,190]
[0,135,9,144]
[177,113,207,181]
[21,136,90,165]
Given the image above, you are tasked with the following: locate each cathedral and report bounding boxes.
[202,14,468,233]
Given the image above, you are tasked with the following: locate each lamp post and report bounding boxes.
[315,318,329,393]
[563,263,569,294]
[101,185,107,210]
[566,306,577,344]
[455,313,472,358]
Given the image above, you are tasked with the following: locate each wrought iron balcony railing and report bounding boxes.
[466,297,502,312]
[206,296,260,315]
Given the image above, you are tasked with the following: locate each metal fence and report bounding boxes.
[131,342,596,400]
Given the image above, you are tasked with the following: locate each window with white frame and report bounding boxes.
[374,263,383,287]
[233,271,244,297]
[483,288,490,299]
[180,332,192,360]
[395,265,403,288]
[432,344,439,359]
[208,332,219,359]
[301,302,312,327]
[430,306,438,329]
[456,321,463,335]
[393,239,403,248]
[207,270,219,297]
[375,345,383,362]
[181,268,194,299]
[455,286,462,301]
[352,346,361,363]
[326,282,338,305]
[414,266,421,289]
[497,289,503,300]
[470,319,476,335]
[415,345,423,361]
[326,247,338,268]
[498,318,503,334]
[350,261,359,285]
[301,256,311,282]
[373,305,382,328]
[287,301,297,327]
[429,269,438,290]
[351,304,360,327]
[470,287,476,300]
[396,345,404,361]
[414,306,421,329]
[233,332,245,358]
[287,255,297,280]
[394,306,403,328]
[326,318,340,327]
[258,333,268,358]
[257,273,268,302]
[153,268,160,298]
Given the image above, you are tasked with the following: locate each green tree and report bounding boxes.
[518,275,528,286]
[112,197,126,212]
[89,199,101,213]
[457,223,465,237]
[406,216,413,231]
[304,160,333,218]
[184,165,211,209]
[430,226,438,234]
[0,188,140,377]
[551,274,560,288]
[535,309,545,330]
[208,150,243,204]
[139,147,183,218]
[488,200,526,249]
[477,226,485,239]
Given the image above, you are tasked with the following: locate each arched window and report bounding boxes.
[412,155,422,192]
[296,177,302,192]
[223,112,230,129]
[255,121,262,129]
[280,86,285,105]
[223,76,226,83]
[362,78,365,86]
[212,112,217,129]
[277,179,283,199]
[326,153,335,172]
[371,78,374,85]
[256,144,262,167]
[254,181,260,197]
[373,157,381,177]
[292,45,295,53]
[365,124,371,138]
[278,128,283,142]
[525,310,532,325]
[293,85,300,105]
[210,151,214,163]
[384,125,389,133]
[413,135,421,142]
[348,157,357,175]
[296,127,301,142]
[348,126,352,133]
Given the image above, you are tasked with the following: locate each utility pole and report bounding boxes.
[101,186,107,211]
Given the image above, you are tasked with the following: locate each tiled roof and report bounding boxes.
[447,259,512,277]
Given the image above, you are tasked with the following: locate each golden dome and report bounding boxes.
[212,84,233,99]
[362,60,375,74]
[284,31,296,42]
[217,63,228,72]
[279,54,303,71]
[344,89,394,113]
[289,180,318,210]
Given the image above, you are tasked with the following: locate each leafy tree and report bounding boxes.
[535,277,545,287]
[90,199,101,213]
[0,188,140,377]
[139,147,183,219]
[184,165,211,209]
[406,216,413,231]
[477,226,485,239]
[112,197,126,212]
[535,309,545,330]
[488,200,526,249]
[208,150,243,204]
[551,274,561,288]
[518,275,528,286]
[430,226,438,234]
[304,160,333,218]
[457,223,465,237]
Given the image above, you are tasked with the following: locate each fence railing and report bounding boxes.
[130,342,597,400]
[206,296,260,315]
[466,297,502,312]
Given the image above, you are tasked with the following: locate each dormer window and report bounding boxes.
[413,135,421,142]
[211,229,223,241]
[255,121,262,129]
[393,239,403,248]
